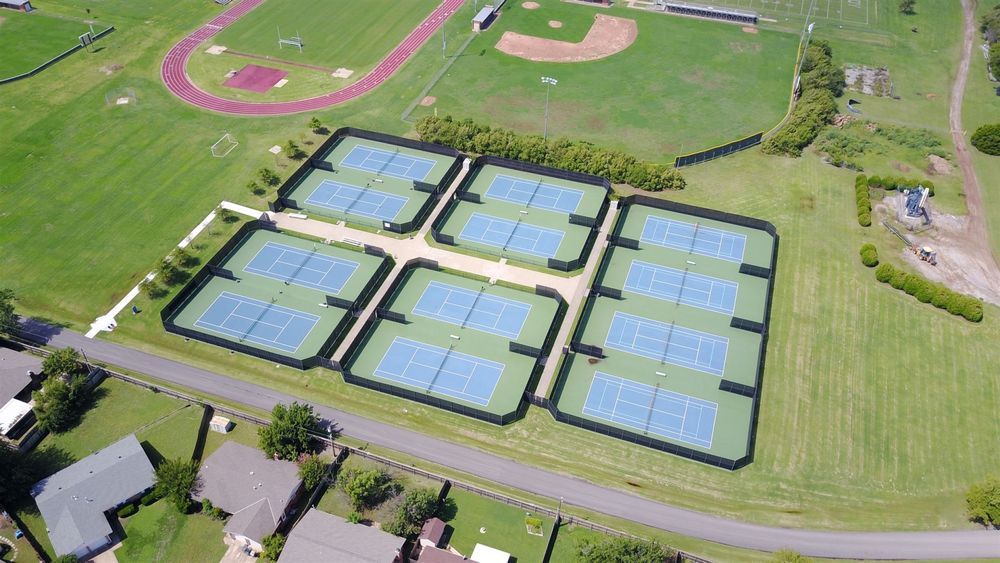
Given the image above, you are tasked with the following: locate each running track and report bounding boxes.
[160,0,464,115]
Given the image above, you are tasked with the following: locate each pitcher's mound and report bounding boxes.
[420,96,437,106]
[523,1,540,8]
[549,20,563,28]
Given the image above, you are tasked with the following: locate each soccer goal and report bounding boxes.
[105,87,137,107]
[211,133,239,158]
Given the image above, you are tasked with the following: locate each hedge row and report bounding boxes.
[415,115,685,191]
[860,243,879,267]
[761,40,843,157]
[117,503,138,518]
[867,175,935,196]
[874,263,983,322]
[855,174,872,226]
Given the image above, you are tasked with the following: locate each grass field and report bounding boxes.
[185,0,435,101]
[3,0,1000,546]
[117,501,226,563]
[965,2,1000,259]
[411,1,799,161]
[0,8,97,79]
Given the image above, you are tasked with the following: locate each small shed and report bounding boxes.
[417,517,447,548]
[209,415,233,434]
[0,0,34,12]
[472,6,497,32]
[0,399,32,437]
[471,544,510,563]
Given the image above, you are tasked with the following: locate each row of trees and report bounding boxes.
[415,115,686,191]
[874,263,984,322]
[865,174,935,196]
[761,40,843,157]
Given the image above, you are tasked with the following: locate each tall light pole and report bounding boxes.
[541,76,558,141]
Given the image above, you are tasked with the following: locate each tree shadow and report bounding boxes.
[140,440,166,469]
[436,497,457,521]
[22,445,81,495]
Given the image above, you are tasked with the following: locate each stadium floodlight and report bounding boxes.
[541,76,558,141]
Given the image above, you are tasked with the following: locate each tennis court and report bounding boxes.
[485,174,584,214]
[373,337,504,406]
[641,215,746,263]
[583,372,717,448]
[244,241,359,294]
[412,280,531,340]
[340,144,437,182]
[604,311,728,376]
[458,213,565,258]
[304,179,409,221]
[193,292,319,353]
[624,260,738,316]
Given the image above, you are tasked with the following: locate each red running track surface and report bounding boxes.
[161,0,465,116]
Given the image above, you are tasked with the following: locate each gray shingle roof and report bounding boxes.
[0,349,40,404]
[194,441,301,544]
[31,434,155,557]
[278,509,403,563]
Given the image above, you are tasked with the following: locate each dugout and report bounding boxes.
[0,0,34,12]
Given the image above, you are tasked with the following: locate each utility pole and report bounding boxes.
[541,76,558,141]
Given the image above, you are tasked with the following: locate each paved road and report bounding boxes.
[18,321,999,559]
[160,0,465,115]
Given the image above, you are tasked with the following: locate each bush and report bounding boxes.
[874,263,983,322]
[261,533,285,562]
[415,115,685,191]
[858,212,872,227]
[860,243,879,267]
[854,174,872,226]
[141,490,160,506]
[117,503,138,518]
[875,263,895,282]
[972,124,1000,155]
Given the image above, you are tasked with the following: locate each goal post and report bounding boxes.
[211,133,239,158]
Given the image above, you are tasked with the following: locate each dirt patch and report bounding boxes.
[522,1,540,8]
[741,26,758,34]
[495,14,637,63]
[548,20,563,28]
[99,64,124,76]
[892,161,911,173]
[729,41,761,54]
[419,96,436,106]
[0,17,6,27]
[927,154,953,176]
[876,200,1000,305]
[926,92,937,100]
[831,114,857,128]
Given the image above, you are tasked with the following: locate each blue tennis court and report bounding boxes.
[193,292,319,353]
[373,337,504,406]
[641,215,746,263]
[604,311,728,376]
[411,281,531,339]
[244,242,359,294]
[339,144,437,181]
[305,179,409,221]
[623,260,738,316]
[484,174,584,214]
[458,213,565,258]
[583,372,717,448]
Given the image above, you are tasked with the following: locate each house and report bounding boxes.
[409,518,468,562]
[194,441,303,554]
[0,0,33,12]
[277,508,404,563]
[31,434,155,560]
[0,348,41,440]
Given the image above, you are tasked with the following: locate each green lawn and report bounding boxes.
[0,8,97,78]
[965,1,1000,256]
[117,501,226,563]
[441,489,551,562]
[316,455,442,524]
[410,1,799,161]
[3,0,999,546]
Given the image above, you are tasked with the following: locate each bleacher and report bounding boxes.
[659,1,758,25]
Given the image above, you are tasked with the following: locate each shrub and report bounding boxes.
[415,115,685,191]
[854,175,872,226]
[858,212,872,227]
[347,511,363,524]
[971,124,1000,156]
[261,533,285,562]
[874,263,983,322]
[875,263,895,282]
[860,244,879,267]
[140,490,160,506]
[117,503,137,518]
